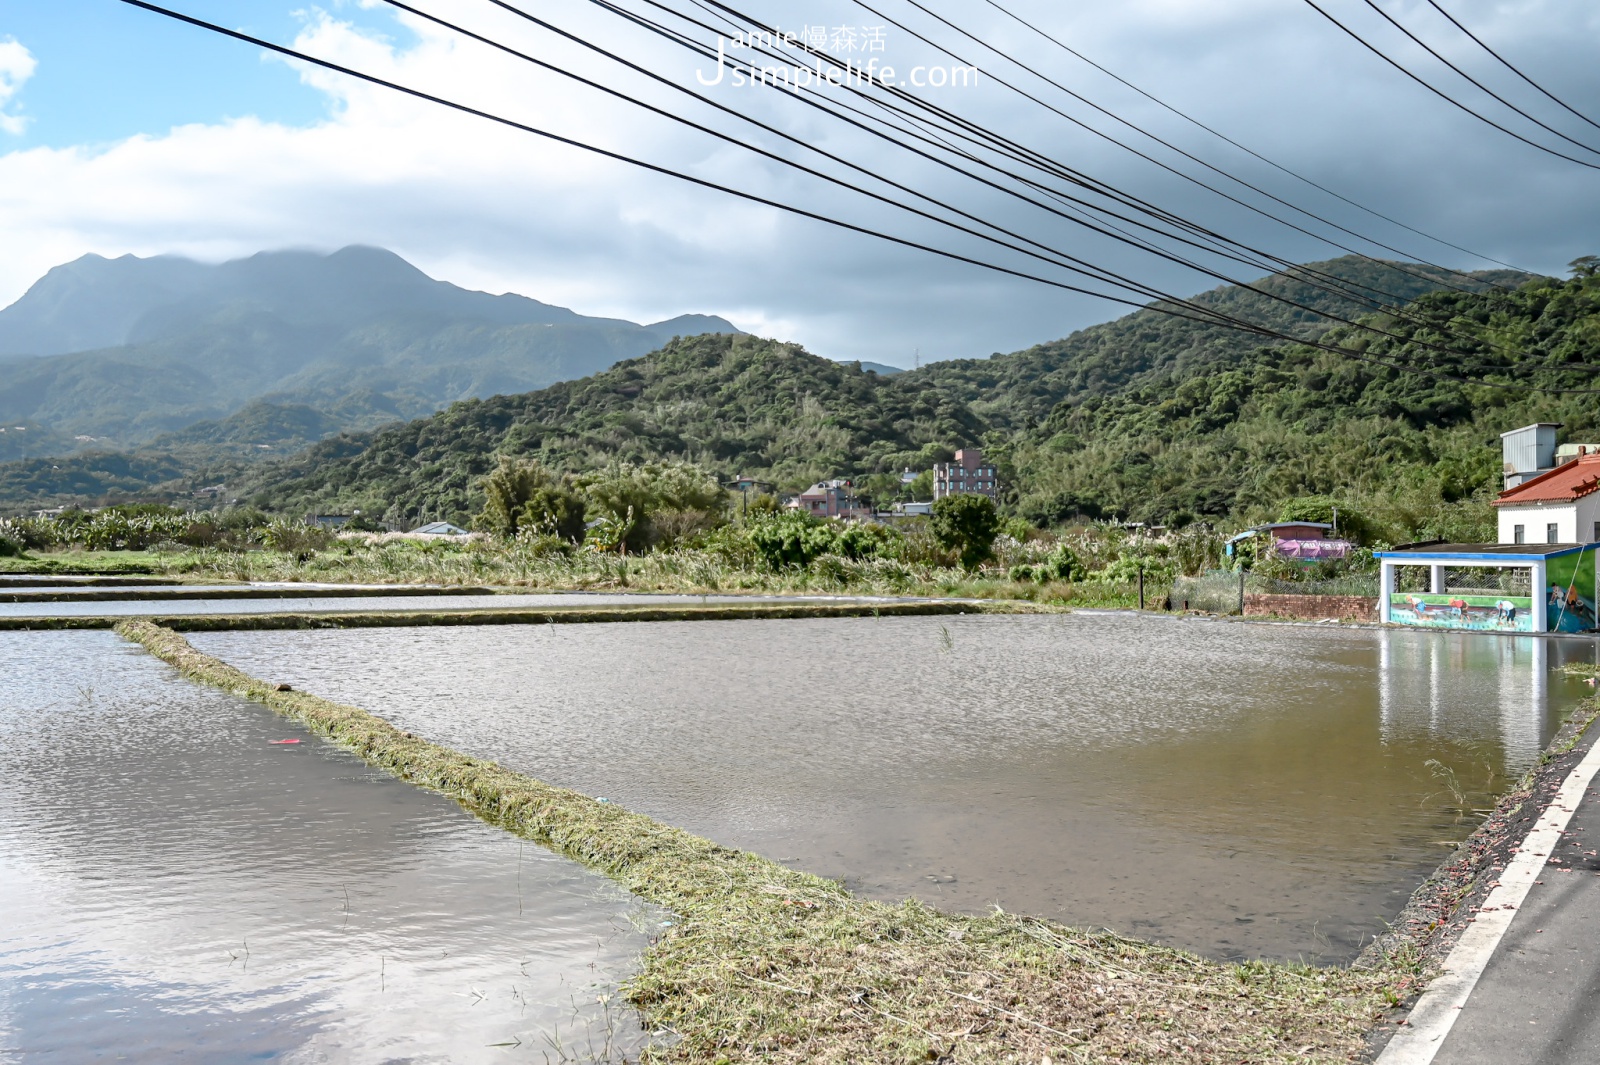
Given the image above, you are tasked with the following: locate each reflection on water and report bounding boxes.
[0,631,656,1063]
[196,614,1593,963]
[1378,631,1566,770]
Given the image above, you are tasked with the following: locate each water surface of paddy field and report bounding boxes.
[0,630,657,1062]
[194,612,1596,964]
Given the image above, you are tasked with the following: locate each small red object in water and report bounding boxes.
[268,739,302,745]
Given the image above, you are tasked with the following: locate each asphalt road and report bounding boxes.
[1432,780,1600,1064]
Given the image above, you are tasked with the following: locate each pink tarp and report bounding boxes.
[1273,538,1354,560]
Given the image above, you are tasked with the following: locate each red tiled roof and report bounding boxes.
[1494,454,1600,505]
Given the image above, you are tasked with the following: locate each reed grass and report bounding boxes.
[63,542,1148,610]
[116,618,1419,1063]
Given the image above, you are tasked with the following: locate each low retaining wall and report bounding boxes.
[1243,593,1378,621]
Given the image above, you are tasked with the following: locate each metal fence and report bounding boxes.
[1166,570,1381,614]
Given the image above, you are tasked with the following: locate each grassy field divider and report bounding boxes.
[115,618,1406,1063]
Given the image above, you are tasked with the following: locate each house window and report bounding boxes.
[1593,521,1600,543]
[1514,524,1526,544]
[1548,523,1560,544]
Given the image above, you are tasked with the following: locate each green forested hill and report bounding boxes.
[6,257,1593,537]
[1010,270,1600,529]
[242,336,982,525]
[902,256,1528,429]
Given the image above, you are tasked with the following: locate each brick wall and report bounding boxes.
[1243,593,1379,621]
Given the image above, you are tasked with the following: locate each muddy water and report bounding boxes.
[0,631,657,1062]
[194,613,1596,963]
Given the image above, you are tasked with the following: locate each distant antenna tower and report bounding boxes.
[914,348,920,370]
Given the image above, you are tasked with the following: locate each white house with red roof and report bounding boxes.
[1493,451,1600,545]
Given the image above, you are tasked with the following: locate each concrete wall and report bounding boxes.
[1243,593,1378,621]
[1498,498,1600,544]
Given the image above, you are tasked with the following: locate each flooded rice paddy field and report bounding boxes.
[195,612,1596,964]
[0,631,657,1063]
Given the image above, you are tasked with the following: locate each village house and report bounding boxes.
[1493,424,1600,543]
[788,479,871,520]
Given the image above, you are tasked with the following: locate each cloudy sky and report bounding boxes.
[0,0,1597,364]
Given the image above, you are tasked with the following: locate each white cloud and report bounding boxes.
[0,38,37,136]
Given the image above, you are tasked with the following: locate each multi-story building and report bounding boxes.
[932,448,998,501]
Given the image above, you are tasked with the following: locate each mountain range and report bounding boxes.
[0,246,740,452]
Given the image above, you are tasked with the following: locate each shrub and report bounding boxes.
[582,461,728,552]
[1092,552,1175,584]
[0,519,23,558]
[519,485,588,543]
[930,495,1002,572]
[746,512,847,570]
[260,518,334,556]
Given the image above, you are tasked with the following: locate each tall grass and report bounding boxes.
[122,539,1148,608]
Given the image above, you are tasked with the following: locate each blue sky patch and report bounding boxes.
[0,0,409,149]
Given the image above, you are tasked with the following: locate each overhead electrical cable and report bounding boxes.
[373,0,1250,321]
[475,0,1458,326]
[594,0,1499,323]
[102,0,1319,331]
[976,0,1533,274]
[1353,0,1600,158]
[1298,0,1600,170]
[875,0,1525,291]
[661,0,1539,334]
[587,0,1534,353]
[1420,0,1600,135]
[114,0,1599,393]
[674,0,1358,294]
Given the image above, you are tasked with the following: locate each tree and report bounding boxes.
[1569,255,1600,278]
[930,494,1001,571]
[581,461,727,552]
[519,485,587,543]
[476,456,586,541]
[477,456,552,537]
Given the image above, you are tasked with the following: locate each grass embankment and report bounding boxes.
[116,619,1416,1063]
[0,550,162,575]
[12,542,1147,609]
[0,601,1004,633]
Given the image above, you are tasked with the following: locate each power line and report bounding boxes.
[494,0,1467,329]
[114,0,1600,393]
[1421,0,1600,137]
[1298,0,1600,170]
[377,0,1241,323]
[1353,0,1600,159]
[976,0,1533,274]
[598,0,1541,358]
[873,0,1526,292]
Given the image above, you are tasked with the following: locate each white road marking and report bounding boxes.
[1376,734,1600,1064]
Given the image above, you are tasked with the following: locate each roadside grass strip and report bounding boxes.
[116,619,1415,1063]
[0,599,1007,632]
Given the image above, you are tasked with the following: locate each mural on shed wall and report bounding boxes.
[1389,594,1533,632]
[1545,546,1598,633]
